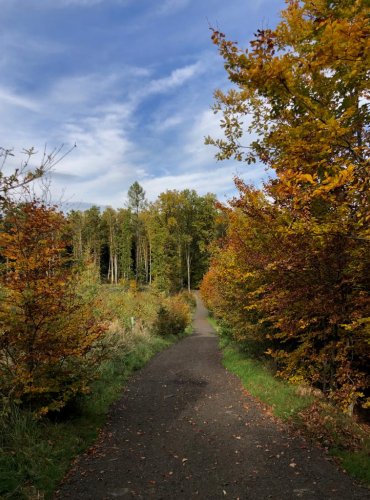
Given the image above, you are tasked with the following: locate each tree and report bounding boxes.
[101,207,118,284]
[0,200,106,415]
[83,206,102,268]
[117,208,133,281]
[153,190,218,292]
[204,0,370,413]
[127,181,147,216]
[127,182,147,282]
[68,210,84,262]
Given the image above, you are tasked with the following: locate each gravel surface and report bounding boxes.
[56,294,370,499]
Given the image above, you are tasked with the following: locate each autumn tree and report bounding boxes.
[0,201,106,415]
[204,0,370,412]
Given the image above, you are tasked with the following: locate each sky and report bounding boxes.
[1,0,285,209]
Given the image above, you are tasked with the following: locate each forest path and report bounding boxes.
[56,293,369,499]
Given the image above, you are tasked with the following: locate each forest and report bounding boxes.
[67,183,219,292]
[0,0,369,497]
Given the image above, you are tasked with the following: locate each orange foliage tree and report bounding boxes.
[0,201,106,415]
[202,0,370,413]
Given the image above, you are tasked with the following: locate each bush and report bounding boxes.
[153,295,192,336]
[180,290,197,308]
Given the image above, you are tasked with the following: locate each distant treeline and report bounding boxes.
[67,183,220,292]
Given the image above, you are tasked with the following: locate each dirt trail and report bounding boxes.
[56,293,369,499]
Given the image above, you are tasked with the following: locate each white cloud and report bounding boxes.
[146,63,202,95]
[50,75,114,106]
[155,114,184,132]
[0,60,243,207]
[57,103,134,176]
[0,59,209,206]
[0,86,40,112]
[181,109,224,169]
[181,108,256,170]
[141,168,233,200]
[0,0,282,209]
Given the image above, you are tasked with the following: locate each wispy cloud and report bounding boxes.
[181,109,226,170]
[0,87,40,112]
[155,114,184,132]
[0,0,279,207]
[157,0,190,15]
[57,103,135,176]
[50,73,121,106]
[145,63,202,96]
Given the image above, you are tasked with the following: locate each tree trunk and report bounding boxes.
[107,257,111,282]
[149,241,152,285]
[114,253,118,284]
[186,249,191,292]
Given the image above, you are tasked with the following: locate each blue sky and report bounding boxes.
[1,0,285,208]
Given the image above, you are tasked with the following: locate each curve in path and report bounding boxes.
[56,293,370,499]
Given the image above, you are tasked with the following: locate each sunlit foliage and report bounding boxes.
[0,201,106,415]
[202,0,370,413]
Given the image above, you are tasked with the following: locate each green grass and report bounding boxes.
[221,342,313,419]
[333,449,370,485]
[207,316,219,333]
[212,319,370,487]
[0,333,187,499]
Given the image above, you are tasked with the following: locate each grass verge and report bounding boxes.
[0,331,189,500]
[211,319,370,487]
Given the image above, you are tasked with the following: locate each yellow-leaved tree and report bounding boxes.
[0,200,106,416]
[203,0,370,413]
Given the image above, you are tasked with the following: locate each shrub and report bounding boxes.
[153,295,192,336]
[179,290,197,308]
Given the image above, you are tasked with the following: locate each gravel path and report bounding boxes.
[56,294,370,499]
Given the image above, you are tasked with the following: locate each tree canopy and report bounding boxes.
[202,0,370,414]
